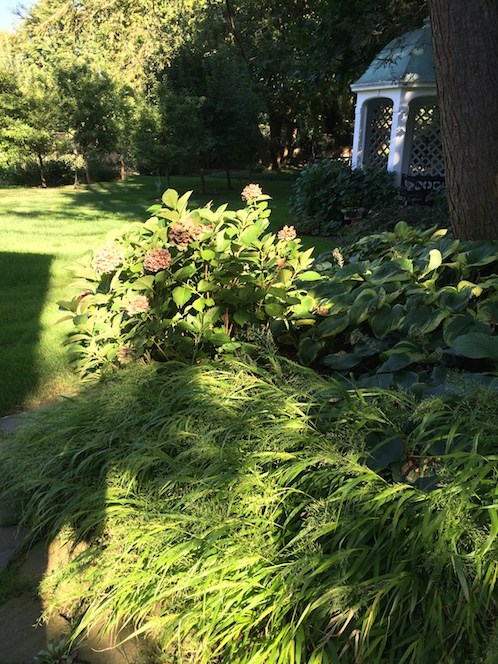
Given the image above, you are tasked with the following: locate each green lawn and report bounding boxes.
[0,174,334,415]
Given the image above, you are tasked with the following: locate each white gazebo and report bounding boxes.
[350,18,444,186]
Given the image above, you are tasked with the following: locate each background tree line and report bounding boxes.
[0,0,426,189]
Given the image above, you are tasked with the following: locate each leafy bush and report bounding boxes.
[0,158,74,187]
[288,222,498,392]
[289,159,398,236]
[1,357,498,662]
[59,186,314,376]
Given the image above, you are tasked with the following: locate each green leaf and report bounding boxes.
[437,286,472,313]
[210,331,231,346]
[200,248,216,261]
[426,249,442,272]
[298,271,322,281]
[314,313,349,339]
[240,222,263,246]
[173,265,197,281]
[377,353,414,373]
[264,303,284,317]
[131,275,155,291]
[157,208,180,223]
[443,312,489,345]
[370,304,403,338]
[162,189,178,208]
[298,338,325,365]
[367,262,412,285]
[451,333,498,361]
[176,190,193,214]
[401,306,449,335]
[275,268,294,286]
[172,286,193,308]
[366,436,404,471]
[233,311,251,325]
[348,288,386,325]
[462,242,498,267]
[322,352,362,370]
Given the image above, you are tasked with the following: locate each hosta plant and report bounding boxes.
[58,185,314,376]
[289,221,498,392]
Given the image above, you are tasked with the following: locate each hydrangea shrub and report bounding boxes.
[58,186,315,376]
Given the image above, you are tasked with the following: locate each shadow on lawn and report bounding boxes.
[0,252,54,415]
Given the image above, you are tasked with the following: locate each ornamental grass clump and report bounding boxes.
[1,357,498,662]
[58,187,315,377]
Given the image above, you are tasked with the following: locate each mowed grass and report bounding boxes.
[0,173,334,415]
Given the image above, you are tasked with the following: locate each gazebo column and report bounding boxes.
[351,92,368,169]
[387,90,409,186]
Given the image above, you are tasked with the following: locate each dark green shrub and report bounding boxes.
[289,159,398,235]
[287,222,498,392]
[59,186,314,376]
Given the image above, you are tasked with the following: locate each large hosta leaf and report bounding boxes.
[314,313,349,339]
[451,333,498,361]
[400,306,449,335]
[437,286,472,313]
[348,288,386,326]
[322,352,362,370]
[298,337,325,365]
[370,304,404,338]
[366,261,413,285]
[443,313,490,345]
[461,242,498,267]
[377,352,414,373]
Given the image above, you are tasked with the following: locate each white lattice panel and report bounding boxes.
[409,105,445,176]
[365,102,393,169]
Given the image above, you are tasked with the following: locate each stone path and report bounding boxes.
[0,415,146,664]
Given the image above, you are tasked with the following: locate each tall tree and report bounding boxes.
[428,0,498,240]
[55,57,119,184]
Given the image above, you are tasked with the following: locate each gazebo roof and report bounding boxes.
[351,18,435,91]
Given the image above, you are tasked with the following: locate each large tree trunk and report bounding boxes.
[428,0,498,240]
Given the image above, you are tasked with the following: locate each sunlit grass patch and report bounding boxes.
[0,176,330,414]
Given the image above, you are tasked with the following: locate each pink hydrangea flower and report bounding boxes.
[277,225,297,241]
[168,218,212,251]
[241,183,263,202]
[93,243,123,274]
[125,295,150,315]
[143,247,172,272]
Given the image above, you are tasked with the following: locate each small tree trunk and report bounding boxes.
[225,167,232,190]
[120,158,125,181]
[166,168,171,189]
[269,111,284,171]
[429,0,498,239]
[37,153,47,188]
[73,148,78,188]
[83,153,91,185]
[200,166,206,195]
[282,120,297,164]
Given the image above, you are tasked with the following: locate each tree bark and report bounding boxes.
[83,152,91,185]
[37,153,47,188]
[120,157,125,181]
[225,166,232,190]
[428,0,498,239]
[199,166,206,195]
[269,111,284,171]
